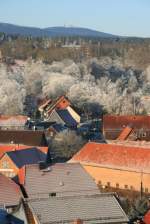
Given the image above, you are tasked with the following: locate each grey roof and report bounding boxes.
[6,148,46,168]
[47,109,65,125]
[28,193,129,224]
[0,174,22,207]
[24,163,99,198]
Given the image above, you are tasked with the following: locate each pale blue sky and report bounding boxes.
[0,0,150,37]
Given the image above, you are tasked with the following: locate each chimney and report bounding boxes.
[39,161,47,170]
[18,166,25,185]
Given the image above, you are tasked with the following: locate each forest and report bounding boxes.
[0,56,150,116]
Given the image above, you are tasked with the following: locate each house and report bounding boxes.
[0,115,29,130]
[103,115,150,141]
[69,142,150,192]
[38,96,81,126]
[19,163,100,198]
[0,144,48,159]
[25,193,129,224]
[0,173,28,223]
[0,173,22,208]
[0,130,48,146]
[38,95,70,116]
[48,109,78,128]
[0,148,47,178]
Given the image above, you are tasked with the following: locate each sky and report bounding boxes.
[0,0,150,37]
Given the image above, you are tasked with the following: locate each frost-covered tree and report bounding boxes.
[0,57,150,115]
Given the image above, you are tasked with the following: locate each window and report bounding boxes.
[145,188,149,193]
[49,192,56,197]
[2,160,9,169]
[124,185,128,189]
[116,183,119,188]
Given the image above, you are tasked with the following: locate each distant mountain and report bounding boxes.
[0,22,117,38]
[44,26,117,38]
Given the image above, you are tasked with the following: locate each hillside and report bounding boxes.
[0,22,117,38]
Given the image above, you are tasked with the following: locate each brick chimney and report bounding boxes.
[18,166,25,185]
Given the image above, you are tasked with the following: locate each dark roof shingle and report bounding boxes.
[24,163,99,198]
[28,194,129,224]
[57,109,78,127]
[6,148,46,168]
[0,130,48,146]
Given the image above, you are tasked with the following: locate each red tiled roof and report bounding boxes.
[70,142,150,173]
[144,210,150,224]
[103,115,150,129]
[0,115,28,125]
[0,144,48,158]
[47,96,70,115]
[0,174,22,207]
[38,96,70,113]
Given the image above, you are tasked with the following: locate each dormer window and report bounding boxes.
[49,192,56,197]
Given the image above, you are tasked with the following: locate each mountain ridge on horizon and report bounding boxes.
[0,22,118,38]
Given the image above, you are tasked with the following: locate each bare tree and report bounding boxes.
[51,130,86,159]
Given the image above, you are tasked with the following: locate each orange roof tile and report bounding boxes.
[144,210,150,224]
[70,142,150,173]
[103,115,150,129]
[0,115,28,126]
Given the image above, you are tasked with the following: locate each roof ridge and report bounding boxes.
[27,192,117,202]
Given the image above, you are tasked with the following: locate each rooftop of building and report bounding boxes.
[22,163,99,198]
[0,174,22,207]
[0,130,48,146]
[0,144,48,159]
[70,142,150,173]
[27,193,129,224]
[5,148,46,168]
[103,115,150,129]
